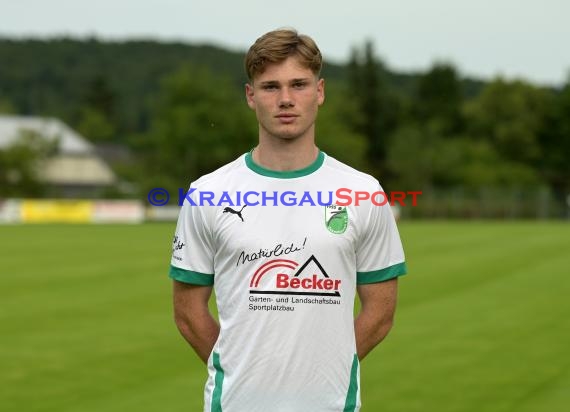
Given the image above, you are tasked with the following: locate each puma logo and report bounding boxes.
[222,205,247,222]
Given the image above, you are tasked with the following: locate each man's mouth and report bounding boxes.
[276,113,298,123]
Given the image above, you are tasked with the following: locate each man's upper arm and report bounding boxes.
[173,280,213,314]
[357,278,398,316]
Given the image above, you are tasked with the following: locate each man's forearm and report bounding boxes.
[173,282,220,363]
[175,310,220,363]
[354,279,398,360]
[354,312,393,360]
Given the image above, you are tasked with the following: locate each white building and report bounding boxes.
[0,115,117,197]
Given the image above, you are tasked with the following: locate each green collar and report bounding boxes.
[245,150,325,179]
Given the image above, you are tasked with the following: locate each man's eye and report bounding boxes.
[293,82,306,89]
[262,85,278,90]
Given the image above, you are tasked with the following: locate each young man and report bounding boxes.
[170,29,407,412]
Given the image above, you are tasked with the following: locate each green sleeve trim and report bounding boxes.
[169,265,214,286]
[357,262,407,284]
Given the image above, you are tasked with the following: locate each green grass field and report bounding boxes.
[1,222,569,411]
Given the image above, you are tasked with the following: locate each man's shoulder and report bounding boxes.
[190,153,248,188]
[322,153,380,188]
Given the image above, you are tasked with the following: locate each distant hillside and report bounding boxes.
[0,36,485,136]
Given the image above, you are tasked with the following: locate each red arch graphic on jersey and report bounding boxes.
[249,259,298,288]
[253,263,297,288]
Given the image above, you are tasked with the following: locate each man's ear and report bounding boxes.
[317,78,325,106]
[245,83,256,110]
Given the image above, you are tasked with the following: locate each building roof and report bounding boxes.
[0,115,117,186]
[0,115,93,155]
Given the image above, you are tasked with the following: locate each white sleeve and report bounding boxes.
[169,185,215,285]
[355,184,407,284]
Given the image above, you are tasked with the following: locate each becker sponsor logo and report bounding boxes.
[249,255,341,297]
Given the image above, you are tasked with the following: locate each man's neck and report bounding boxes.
[253,137,319,171]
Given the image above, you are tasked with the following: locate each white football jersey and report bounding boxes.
[170,151,407,412]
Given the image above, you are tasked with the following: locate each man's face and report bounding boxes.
[245,56,325,142]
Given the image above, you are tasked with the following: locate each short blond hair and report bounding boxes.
[245,28,323,81]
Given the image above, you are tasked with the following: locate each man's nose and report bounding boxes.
[279,88,294,108]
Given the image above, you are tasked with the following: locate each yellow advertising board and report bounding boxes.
[21,200,94,223]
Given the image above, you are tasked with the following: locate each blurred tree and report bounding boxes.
[76,75,117,142]
[2,36,566,209]
[537,76,570,200]
[463,78,550,165]
[455,139,540,186]
[415,62,464,135]
[387,126,540,191]
[397,77,557,192]
[77,107,116,142]
[136,64,257,194]
[0,96,16,113]
[387,126,435,190]
[0,130,58,197]
[347,41,401,179]
[83,75,116,119]
[316,81,369,173]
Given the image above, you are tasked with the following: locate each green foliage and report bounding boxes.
[387,126,434,189]
[455,139,540,186]
[74,75,117,142]
[0,37,253,137]
[136,64,257,193]
[463,78,550,164]
[82,75,116,119]
[347,41,401,178]
[0,130,58,197]
[415,62,464,134]
[386,73,559,205]
[76,107,116,142]
[0,37,567,205]
[537,78,570,193]
[0,97,16,114]
[316,81,370,173]
[388,126,541,191]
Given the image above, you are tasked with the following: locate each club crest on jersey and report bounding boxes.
[325,205,348,234]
